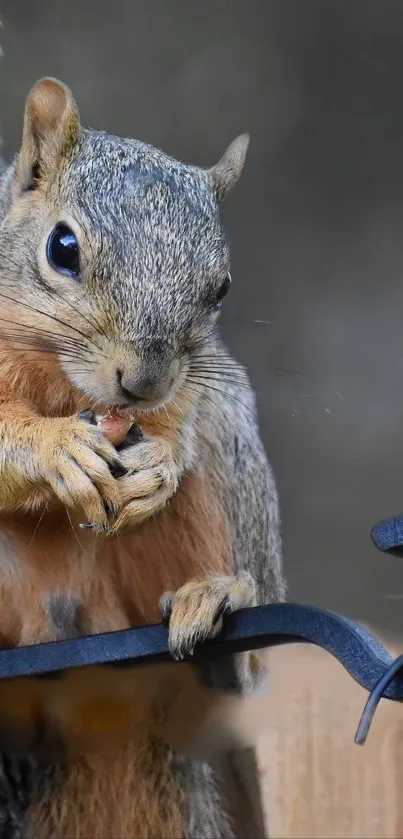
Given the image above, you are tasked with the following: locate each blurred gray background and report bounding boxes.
[1,0,403,639]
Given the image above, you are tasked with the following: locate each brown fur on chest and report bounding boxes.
[0,466,231,643]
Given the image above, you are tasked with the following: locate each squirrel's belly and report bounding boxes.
[0,467,231,638]
[0,469,232,755]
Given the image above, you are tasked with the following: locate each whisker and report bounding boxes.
[0,318,89,351]
[0,331,78,350]
[66,507,85,550]
[184,382,252,416]
[190,356,245,367]
[0,344,81,360]
[0,248,106,342]
[184,379,254,416]
[191,349,234,356]
[177,388,199,411]
[0,339,92,363]
[41,283,108,342]
[0,291,104,354]
[187,374,251,390]
[0,250,28,276]
[88,397,103,415]
[170,398,183,417]
[180,383,204,405]
[190,354,244,362]
[190,357,247,367]
[162,404,171,425]
[28,508,47,546]
[189,365,249,379]
[0,333,99,368]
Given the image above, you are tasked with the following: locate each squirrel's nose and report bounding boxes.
[116,368,167,403]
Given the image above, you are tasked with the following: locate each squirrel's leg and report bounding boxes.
[0,394,123,529]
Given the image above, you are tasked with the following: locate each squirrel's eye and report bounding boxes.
[46,223,80,278]
[214,272,232,309]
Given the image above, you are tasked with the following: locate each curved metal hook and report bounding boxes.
[355,654,403,744]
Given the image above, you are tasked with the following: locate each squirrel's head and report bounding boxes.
[1,78,249,411]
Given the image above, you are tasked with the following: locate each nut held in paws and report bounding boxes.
[96,409,133,446]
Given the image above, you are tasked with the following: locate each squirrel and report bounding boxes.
[0,77,285,838]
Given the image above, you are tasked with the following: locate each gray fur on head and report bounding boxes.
[63,130,230,348]
[0,77,249,409]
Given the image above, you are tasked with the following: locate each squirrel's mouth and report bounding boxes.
[77,389,177,420]
[108,393,173,414]
[65,358,188,417]
[87,386,179,417]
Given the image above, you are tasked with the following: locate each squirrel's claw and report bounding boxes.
[160,572,256,661]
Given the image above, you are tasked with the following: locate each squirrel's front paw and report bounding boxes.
[41,416,125,531]
[111,437,179,532]
[160,572,256,661]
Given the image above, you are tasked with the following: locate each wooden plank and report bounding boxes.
[255,642,403,838]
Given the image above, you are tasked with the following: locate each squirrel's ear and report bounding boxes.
[16,77,81,192]
[208,134,250,203]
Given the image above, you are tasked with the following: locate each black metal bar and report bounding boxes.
[0,602,401,703]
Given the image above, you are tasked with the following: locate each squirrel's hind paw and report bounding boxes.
[160,572,256,661]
